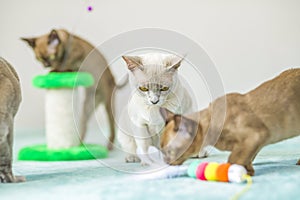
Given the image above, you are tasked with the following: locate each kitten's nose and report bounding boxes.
[151,100,159,104]
[43,61,51,67]
[164,156,171,164]
[150,95,159,104]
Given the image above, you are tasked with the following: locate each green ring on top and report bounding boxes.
[32,72,94,89]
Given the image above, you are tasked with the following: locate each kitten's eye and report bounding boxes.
[161,86,169,91]
[49,54,56,60]
[139,86,149,92]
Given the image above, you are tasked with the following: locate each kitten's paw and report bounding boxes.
[296,159,300,165]
[125,155,141,163]
[245,164,255,176]
[0,171,24,183]
[14,176,26,183]
[0,171,13,183]
[141,161,149,166]
[198,149,209,158]
[107,143,114,151]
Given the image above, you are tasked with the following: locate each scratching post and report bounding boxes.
[34,72,93,149]
[46,88,79,148]
[18,72,108,161]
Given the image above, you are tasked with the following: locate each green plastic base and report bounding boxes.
[18,144,108,161]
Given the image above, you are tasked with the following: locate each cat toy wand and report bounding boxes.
[136,146,252,199]
[137,146,251,183]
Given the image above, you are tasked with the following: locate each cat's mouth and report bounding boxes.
[164,155,185,165]
[148,100,164,106]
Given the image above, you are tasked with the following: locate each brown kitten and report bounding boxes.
[0,57,24,183]
[21,29,126,150]
[160,68,300,175]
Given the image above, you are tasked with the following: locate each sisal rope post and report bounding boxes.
[32,72,94,149]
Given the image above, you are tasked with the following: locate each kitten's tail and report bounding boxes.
[115,74,129,89]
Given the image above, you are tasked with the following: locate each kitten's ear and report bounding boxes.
[167,54,186,71]
[159,107,175,124]
[48,29,60,47]
[122,56,143,71]
[21,37,36,48]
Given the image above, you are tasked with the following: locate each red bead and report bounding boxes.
[196,162,209,180]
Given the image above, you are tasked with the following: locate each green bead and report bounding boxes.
[187,160,201,178]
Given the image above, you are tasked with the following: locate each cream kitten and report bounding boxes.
[117,53,193,163]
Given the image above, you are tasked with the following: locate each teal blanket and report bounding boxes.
[1,132,300,200]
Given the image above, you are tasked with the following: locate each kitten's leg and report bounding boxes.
[0,117,24,183]
[228,146,256,176]
[117,130,140,163]
[80,85,105,141]
[81,87,116,150]
[198,146,209,158]
[117,108,140,162]
[297,160,300,165]
[104,94,115,150]
[6,121,25,182]
[228,131,268,176]
[0,120,13,183]
[151,134,160,148]
[148,125,162,148]
[133,126,154,166]
[135,138,153,166]
[79,92,95,141]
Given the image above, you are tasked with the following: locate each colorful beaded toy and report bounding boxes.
[187,160,251,183]
[136,146,252,200]
[137,146,251,182]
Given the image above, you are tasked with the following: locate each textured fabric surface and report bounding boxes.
[2,131,300,200]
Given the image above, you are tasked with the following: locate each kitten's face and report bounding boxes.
[21,29,65,69]
[159,108,199,165]
[122,53,183,106]
[137,81,171,105]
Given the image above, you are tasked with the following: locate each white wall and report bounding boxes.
[1,0,300,132]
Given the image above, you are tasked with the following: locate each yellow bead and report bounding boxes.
[204,162,220,181]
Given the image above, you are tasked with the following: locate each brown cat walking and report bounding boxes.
[160,69,300,175]
[0,58,24,183]
[21,29,125,150]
